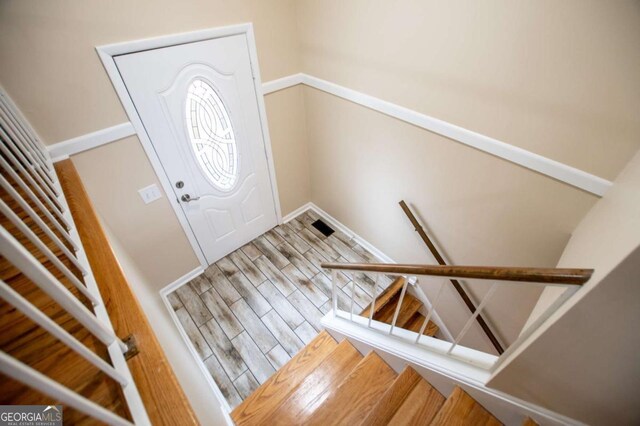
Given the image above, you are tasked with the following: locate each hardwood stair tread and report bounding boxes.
[522,417,539,426]
[430,386,502,426]
[375,292,422,328]
[266,339,363,425]
[361,366,423,426]
[360,277,404,317]
[305,351,397,426]
[405,312,439,337]
[389,376,445,425]
[231,331,338,425]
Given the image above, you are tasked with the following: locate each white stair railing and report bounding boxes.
[322,262,589,371]
[0,88,150,425]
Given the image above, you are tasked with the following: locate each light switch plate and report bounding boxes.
[138,184,163,204]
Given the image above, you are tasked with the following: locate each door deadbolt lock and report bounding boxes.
[175,181,184,189]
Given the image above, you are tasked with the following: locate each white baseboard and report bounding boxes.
[286,201,453,339]
[307,202,395,264]
[158,266,234,423]
[159,266,204,297]
[281,202,314,224]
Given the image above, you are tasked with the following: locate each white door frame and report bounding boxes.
[96,24,282,268]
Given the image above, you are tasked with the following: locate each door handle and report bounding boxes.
[180,194,200,203]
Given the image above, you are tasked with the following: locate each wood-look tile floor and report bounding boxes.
[167,210,394,408]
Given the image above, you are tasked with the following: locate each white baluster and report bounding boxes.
[0,173,84,272]
[415,280,445,344]
[350,279,356,321]
[0,128,63,213]
[0,199,97,304]
[0,228,126,351]
[0,281,126,385]
[389,277,410,335]
[368,274,380,327]
[331,269,338,317]
[447,283,498,355]
[0,352,133,426]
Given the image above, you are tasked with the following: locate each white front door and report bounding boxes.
[115,34,278,264]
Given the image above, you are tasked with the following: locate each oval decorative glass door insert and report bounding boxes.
[185,78,238,191]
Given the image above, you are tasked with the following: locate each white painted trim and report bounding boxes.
[49,122,135,161]
[411,283,456,343]
[267,73,611,196]
[245,24,283,223]
[159,272,234,424]
[95,23,283,268]
[261,74,612,196]
[0,87,47,153]
[45,71,611,196]
[300,74,611,196]
[161,266,205,295]
[323,313,584,426]
[281,201,313,224]
[310,202,395,264]
[286,201,454,340]
[261,73,304,95]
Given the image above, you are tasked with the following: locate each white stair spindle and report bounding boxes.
[0,128,63,213]
[331,269,338,317]
[0,227,126,352]
[368,274,380,327]
[416,280,446,344]
[0,281,127,385]
[0,102,52,177]
[0,198,98,304]
[0,158,75,249]
[447,283,498,355]
[0,173,85,273]
[389,278,409,335]
[350,279,356,321]
[0,352,133,426]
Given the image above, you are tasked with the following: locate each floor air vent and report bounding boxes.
[312,219,335,237]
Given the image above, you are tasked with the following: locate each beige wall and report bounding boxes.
[263,85,311,216]
[302,86,598,351]
[72,136,200,287]
[0,0,301,143]
[0,0,310,287]
[295,1,640,351]
[2,0,639,417]
[488,151,640,424]
[296,0,640,181]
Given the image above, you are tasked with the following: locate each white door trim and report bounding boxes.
[96,24,282,268]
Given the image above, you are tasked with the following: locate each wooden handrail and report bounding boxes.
[55,160,198,425]
[320,262,592,285]
[397,201,592,354]
[400,200,505,354]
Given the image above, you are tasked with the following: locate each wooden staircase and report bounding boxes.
[0,159,197,424]
[231,331,505,425]
[361,277,439,337]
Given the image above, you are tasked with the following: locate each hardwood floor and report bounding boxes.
[168,210,396,408]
